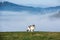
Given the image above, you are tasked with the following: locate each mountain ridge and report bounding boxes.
[0,1,60,13]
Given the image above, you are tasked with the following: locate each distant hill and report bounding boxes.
[50,11,60,18]
[0,1,42,12]
[0,1,60,13]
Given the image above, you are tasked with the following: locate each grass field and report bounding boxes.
[0,32,60,40]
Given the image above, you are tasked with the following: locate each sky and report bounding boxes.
[1,0,60,7]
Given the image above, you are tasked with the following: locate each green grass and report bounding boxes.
[0,32,60,40]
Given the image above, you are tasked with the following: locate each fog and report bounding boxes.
[0,11,60,32]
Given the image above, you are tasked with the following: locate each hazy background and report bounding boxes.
[0,0,60,32]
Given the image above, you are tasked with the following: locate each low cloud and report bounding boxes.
[0,11,60,32]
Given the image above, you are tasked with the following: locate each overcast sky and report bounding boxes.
[1,0,60,7]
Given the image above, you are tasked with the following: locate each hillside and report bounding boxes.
[0,32,60,40]
[51,11,60,18]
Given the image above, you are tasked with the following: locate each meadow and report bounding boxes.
[0,32,60,40]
